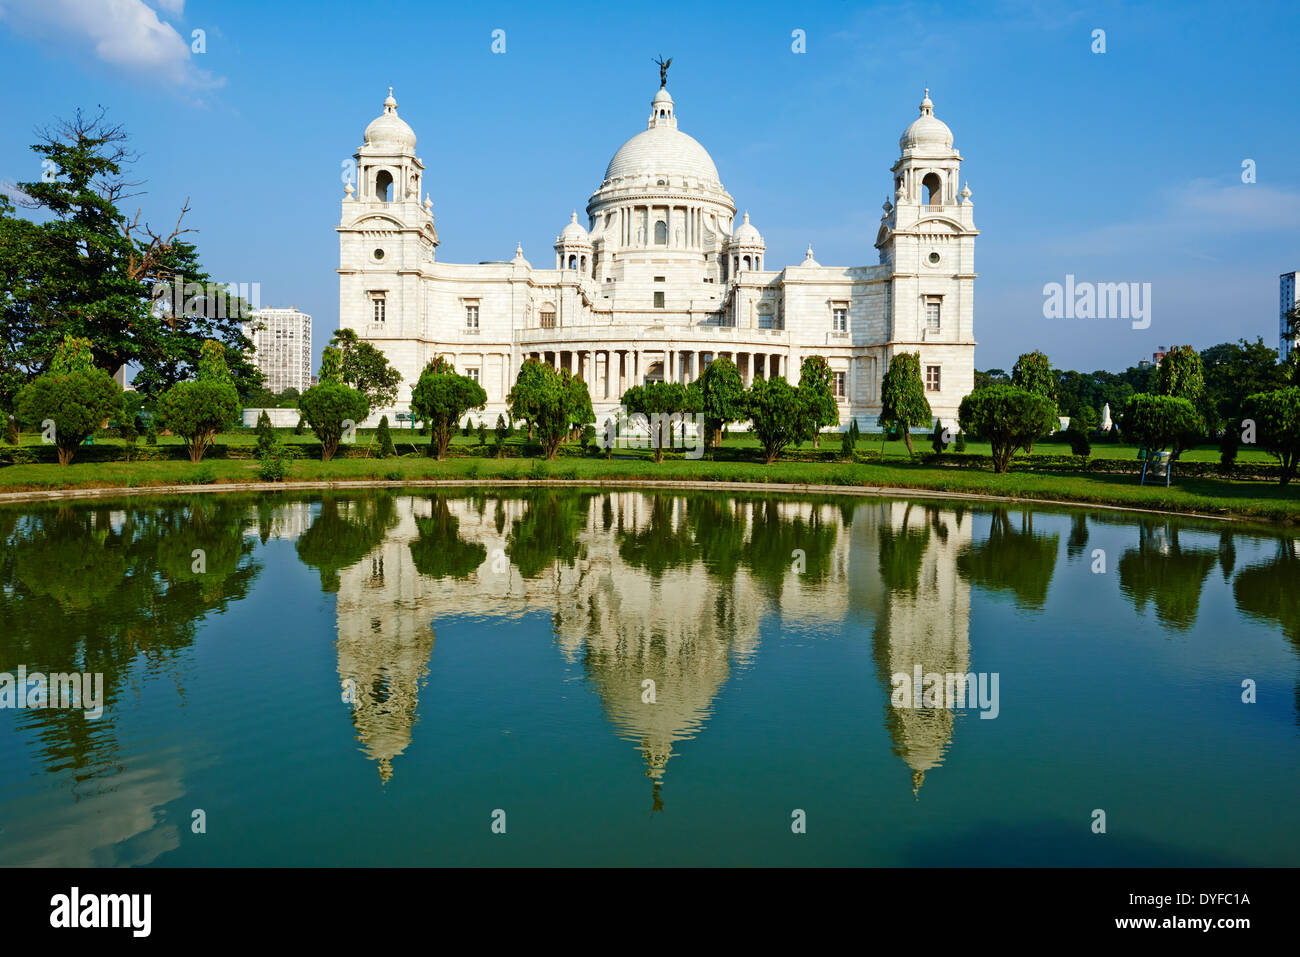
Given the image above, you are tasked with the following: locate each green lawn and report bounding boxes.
[2,428,1296,524]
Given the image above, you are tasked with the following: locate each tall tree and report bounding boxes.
[696,354,745,451]
[878,352,931,454]
[958,385,1056,473]
[507,360,590,459]
[797,355,839,448]
[746,375,812,464]
[410,357,487,459]
[1011,349,1060,448]
[1154,344,1205,406]
[0,109,259,402]
[1242,387,1300,486]
[328,328,404,411]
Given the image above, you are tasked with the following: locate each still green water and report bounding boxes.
[0,488,1296,866]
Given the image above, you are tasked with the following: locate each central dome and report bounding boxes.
[601,87,723,188]
[604,127,721,185]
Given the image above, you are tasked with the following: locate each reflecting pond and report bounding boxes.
[0,489,1296,866]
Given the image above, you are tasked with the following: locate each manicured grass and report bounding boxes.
[2,439,1297,524]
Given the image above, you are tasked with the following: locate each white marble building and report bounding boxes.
[338,81,978,430]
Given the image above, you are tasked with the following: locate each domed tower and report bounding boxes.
[725,211,765,276]
[586,83,736,284]
[875,89,978,430]
[338,88,438,357]
[554,211,592,275]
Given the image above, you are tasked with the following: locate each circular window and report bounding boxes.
[374,248,385,261]
[927,251,941,265]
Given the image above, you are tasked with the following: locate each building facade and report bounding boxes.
[243,306,313,394]
[338,81,978,430]
[1282,271,1299,362]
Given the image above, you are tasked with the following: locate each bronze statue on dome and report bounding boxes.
[653,55,671,88]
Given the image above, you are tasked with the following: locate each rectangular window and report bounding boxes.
[758,309,775,329]
[465,304,479,330]
[926,299,941,332]
[654,291,665,308]
[371,295,386,324]
[926,365,941,392]
[466,368,480,383]
[540,310,556,329]
[832,305,848,332]
[833,371,846,398]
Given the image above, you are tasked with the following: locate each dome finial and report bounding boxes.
[920,87,933,115]
[384,86,397,113]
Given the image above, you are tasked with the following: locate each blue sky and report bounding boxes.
[2,0,1297,374]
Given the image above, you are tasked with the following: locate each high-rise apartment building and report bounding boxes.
[243,307,313,393]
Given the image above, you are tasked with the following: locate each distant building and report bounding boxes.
[242,307,312,393]
[112,365,135,391]
[1281,272,1299,361]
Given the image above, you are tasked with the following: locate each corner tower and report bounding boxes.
[338,88,438,354]
[876,89,978,427]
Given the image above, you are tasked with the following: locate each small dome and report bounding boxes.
[730,212,764,247]
[900,88,953,151]
[364,87,416,153]
[559,211,590,243]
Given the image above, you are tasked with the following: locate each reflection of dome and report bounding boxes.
[899,89,953,151]
[364,87,416,153]
[603,88,722,187]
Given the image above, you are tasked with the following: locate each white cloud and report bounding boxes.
[0,0,218,89]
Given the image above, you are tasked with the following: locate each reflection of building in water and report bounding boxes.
[331,493,856,794]
[851,501,972,795]
[243,501,314,542]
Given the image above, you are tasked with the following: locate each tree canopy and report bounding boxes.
[878,352,931,453]
[410,357,487,459]
[958,385,1056,473]
[0,109,260,407]
[797,355,839,448]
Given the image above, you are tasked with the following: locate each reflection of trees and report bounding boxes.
[685,496,746,581]
[0,499,259,787]
[956,509,1059,609]
[409,496,486,580]
[1233,540,1300,645]
[1067,514,1089,558]
[1117,522,1217,631]
[878,503,931,596]
[617,495,695,578]
[1233,539,1300,723]
[296,493,398,592]
[1218,530,1236,581]
[741,499,838,599]
[506,491,590,579]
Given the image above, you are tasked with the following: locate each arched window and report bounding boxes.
[580,255,587,273]
[375,169,394,202]
[743,255,751,270]
[922,172,942,205]
[568,255,577,269]
[654,221,668,244]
